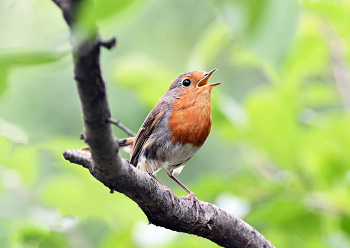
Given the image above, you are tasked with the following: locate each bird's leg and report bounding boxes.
[148,173,178,205]
[166,173,204,220]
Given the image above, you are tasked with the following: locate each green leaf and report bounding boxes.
[76,0,148,33]
[211,92,240,140]
[0,221,9,248]
[303,115,350,187]
[38,136,86,160]
[0,50,65,99]
[299,82,339,108]
[282,23,329,86]
[230,48,281,84]
[214,0,268,35]
[0,136,13,162]
[187,20,229,69]
[247,200,321,239]
[340,215,350,236]
[80,219,110,247]
[100,229,133,248]
[12,223,49,248]
[248,0,298,65]
[39,232,70,248]
[0,68,8,97]
[41,173,85,211]
[0,118,28,144]
[0,50,66,67]
[1,144,39,187]
[304,0,350,42]
[41,177,143,225]
[216,0,299,65]
[113,56,176,107]
[244,86,301,168]
[94,0,144,22]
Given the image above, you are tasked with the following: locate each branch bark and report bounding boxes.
[64,149,273,248]
[53,0,275,247]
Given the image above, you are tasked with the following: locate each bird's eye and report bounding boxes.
[182,79,191,87]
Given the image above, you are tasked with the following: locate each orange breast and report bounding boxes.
[167,87,213,147]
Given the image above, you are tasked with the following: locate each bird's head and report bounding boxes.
[167,69,220,94]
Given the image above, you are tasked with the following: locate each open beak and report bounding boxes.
[196,68,221,88]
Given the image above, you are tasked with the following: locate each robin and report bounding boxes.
[120,68,220,216]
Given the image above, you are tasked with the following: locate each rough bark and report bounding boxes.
[52,0,275,247]
[64,150,273,248]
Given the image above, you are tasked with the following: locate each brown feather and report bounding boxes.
[168,86,213,147]
[130,102,167,166]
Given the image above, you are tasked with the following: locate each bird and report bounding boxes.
[119,68,220,216]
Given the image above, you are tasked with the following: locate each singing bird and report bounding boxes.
[120,69,220,213]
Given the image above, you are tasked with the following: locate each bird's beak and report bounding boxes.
[196,68,221,88]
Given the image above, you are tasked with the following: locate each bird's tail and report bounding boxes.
[81,137,135,154]
[117,137,135,153]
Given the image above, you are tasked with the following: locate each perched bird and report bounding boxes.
[120,69,220,215]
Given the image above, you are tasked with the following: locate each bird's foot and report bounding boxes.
[181,192,204,220]
[160,184,179,206]
[150,173,179,206]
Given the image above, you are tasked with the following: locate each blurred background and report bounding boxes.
[0,0,350,247]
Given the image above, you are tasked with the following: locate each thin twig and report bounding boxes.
[107,118,136,137]
[99,38,117,49]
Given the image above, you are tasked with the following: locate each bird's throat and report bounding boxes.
[168,89,212,147]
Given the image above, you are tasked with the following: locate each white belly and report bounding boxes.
[138,140,200,175]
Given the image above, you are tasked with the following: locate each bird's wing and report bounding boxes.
[130,101,168,167]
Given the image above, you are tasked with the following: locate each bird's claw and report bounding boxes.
[169,191,179,206]
[150,173,179,206]
[181,192,205,220]
[160,184,179,206]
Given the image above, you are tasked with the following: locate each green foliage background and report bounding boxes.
[1,0,350,247]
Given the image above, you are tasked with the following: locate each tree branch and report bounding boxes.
[64,149,273,248]
[53,0,275,247]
